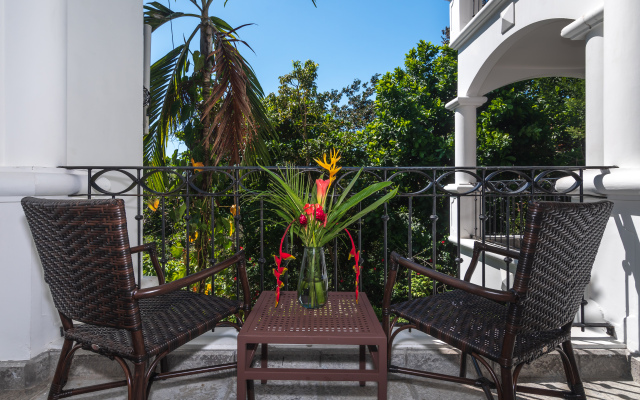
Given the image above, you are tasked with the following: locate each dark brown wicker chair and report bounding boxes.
[21,197,252,400]
[383,200,613,400]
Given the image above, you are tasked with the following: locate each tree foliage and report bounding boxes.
[364,41,457,167]
[264,60,379,167]
[477,77,586,166]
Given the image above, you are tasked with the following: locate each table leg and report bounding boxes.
[237,342,247,400]
[261,343,268,385]
[247,379,255,400]
[359,345,366,387]
[377,343,388,400]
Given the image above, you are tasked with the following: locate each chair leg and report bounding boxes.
[160,357,169,373]
[48,339,75,400]
[500,366,515,400]
[132,362,147,400]
[561,341,587,399]
[459,353,467,378]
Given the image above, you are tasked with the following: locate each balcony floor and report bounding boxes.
[1,327,635,399]
[5,373,640,400]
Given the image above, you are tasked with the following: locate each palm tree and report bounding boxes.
[143,1,317,289]
[144,0,316,168]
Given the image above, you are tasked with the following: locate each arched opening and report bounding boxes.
[466,19,585,97]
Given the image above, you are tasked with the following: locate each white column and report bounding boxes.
[603,0,640,168]
[600,0,640,353]
[2,0,67,167]
[445,96,487,184]
[585,24,604,166]
[445,96,486,241]
[560,5,605,166]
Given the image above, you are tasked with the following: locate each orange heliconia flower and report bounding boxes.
[316,179,331,206]
[314,149,341,184]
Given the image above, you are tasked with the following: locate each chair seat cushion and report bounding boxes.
[65,291,242,362]
[391,290,570,365]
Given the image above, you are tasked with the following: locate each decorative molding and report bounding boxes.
[561,4,604,40]
[554,168,640,197]
[445,96,488,111]
[450,0,511,50]
[500,2,515,34]
[0,167,106,197]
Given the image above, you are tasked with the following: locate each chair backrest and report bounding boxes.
[511,201,612,334]
[21,197,141,331]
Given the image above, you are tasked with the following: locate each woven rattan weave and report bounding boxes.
[383,201,612,400]
[21,197,251,400]
[252,292,372,334]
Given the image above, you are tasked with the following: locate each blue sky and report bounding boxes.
[147,0,451,96]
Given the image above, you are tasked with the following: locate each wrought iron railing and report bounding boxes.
[64,165,613,333]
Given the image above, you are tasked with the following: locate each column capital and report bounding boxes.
[561,5,604,41]
[445,96,488,111]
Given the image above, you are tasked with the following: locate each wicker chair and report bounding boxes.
[21,197,252,400]
[383,200,613,400]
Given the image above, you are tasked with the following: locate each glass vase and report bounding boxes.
[297,247,328,309]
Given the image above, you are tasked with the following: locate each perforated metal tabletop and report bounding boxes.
[237,291,387,399]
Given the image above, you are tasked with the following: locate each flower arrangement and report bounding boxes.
[261,150,397,307]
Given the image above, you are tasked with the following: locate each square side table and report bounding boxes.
[237,291,387,400]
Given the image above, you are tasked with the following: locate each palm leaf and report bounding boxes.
[327,181,394,224]
[332,169,363,211]
[259,166,306,213]
[144,2,199,32]
[200,21,273,166]
[318,188,398,247]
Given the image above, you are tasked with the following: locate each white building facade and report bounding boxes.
[0,0,143,363]
[447,0,640,353]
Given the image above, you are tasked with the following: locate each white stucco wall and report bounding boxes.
[66,0,142,166]
[450,0,640,352]
[452,0,601,97]
[593,199,640,352]
[0,0,142,361]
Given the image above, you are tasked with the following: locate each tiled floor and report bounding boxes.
[2,327,635,399]
[4,373,640,400]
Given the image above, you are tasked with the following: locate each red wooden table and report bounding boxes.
[237,291,387,399]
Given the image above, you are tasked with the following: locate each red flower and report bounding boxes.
[315,207,326,224]
[304,203,315,215]
[345,229,361,303]
[299,214,308,226]
[273,223,295,307]
[441,241,445,244]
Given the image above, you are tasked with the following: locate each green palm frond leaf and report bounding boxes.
[144,2,199,31]
[259,163,397,248]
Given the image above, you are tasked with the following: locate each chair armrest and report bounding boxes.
[130,243,165,285]
[464,241,520,282]
[385,252,517,306]
[133,251,247,304]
